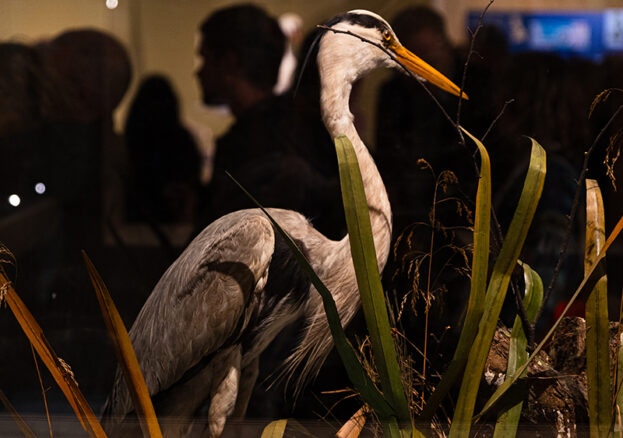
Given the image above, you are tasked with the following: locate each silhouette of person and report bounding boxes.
[0,41,67,417]
[43,29,131,124]
[373,7,480,364]
[0,42,67,220]
[374,6,473,235]
[40,29,132,244]
[37,27,134,406]
[195,4,343,240]
[124,74,201,224]
[490,51,599,330]
[274,12,303,95]
[0,31,132,415]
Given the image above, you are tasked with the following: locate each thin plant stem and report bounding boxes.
[422,175,441,409]
[32,343,53,438]
[456,0,495,129]
[481,99,515,142]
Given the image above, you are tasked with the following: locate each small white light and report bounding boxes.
[8,194,21,207]
[106,0,118,10]
[35,182,46,195]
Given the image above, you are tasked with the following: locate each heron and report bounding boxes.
[101,9,465,437]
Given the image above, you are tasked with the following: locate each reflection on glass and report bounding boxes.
[35,182,46,194]
[8,194,21,207]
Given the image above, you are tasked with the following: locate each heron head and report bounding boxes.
[318,10,468,99]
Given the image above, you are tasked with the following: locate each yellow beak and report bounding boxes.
[392,44,468,100]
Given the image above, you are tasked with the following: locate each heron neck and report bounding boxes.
[320,80,392,270]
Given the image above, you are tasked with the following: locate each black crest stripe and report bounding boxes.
[324,12,388,33]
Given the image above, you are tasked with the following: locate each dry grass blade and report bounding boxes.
[32,343,53,437]
[0,388,37,438]
[336,406,368,438]
[584,179,611,436]
[616,332,623,435]
[261,419,288,438]
[589,88,623,118]
[82,251,162,438]
[0,271,106,438]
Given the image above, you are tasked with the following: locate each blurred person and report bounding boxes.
[43,29,131,125]
[28,31,134,316]
[0,43,63,135]
[487,52,602,330]
[35,27,134,408]
[196,4,284,116]
[23,28,132,298]
[37,29,132,246]
[394,6,456,78]
[274,12,303,95]
[0,42,68,220]
[492,53,599,177]
[0,42,66,417]
[0,31,132,415]
[35,27,132,269]
[374,6,473,234]
[124,74,201,224]
[458,24,510,138]
[373,7,500,362]
[195,4,344,240]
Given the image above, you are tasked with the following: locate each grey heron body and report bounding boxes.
[102,10,465,437]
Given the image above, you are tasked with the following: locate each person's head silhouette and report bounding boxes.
[43,29,131,123]
[196,4,285,116]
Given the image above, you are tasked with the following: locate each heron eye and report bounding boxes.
[382,30,391,41]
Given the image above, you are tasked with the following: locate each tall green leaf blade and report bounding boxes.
[616,331,623,434]
[336,407,367,438]
[477,214,623,420]
[335,134,411,428]
[492,262,543,437]
[449,138,546,437]
[584,179,611,437]
[226,172,395,421]
[419,127,491,420]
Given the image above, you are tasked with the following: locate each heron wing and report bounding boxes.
[103,210,275,418]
